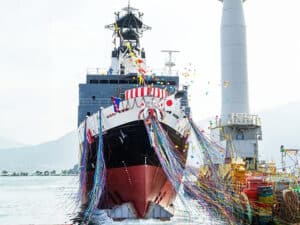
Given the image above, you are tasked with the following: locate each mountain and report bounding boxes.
[0,131,79,172]
[259,101,300,166]
[0,137,24,149]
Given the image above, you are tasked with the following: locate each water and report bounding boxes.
[0,176,226,225]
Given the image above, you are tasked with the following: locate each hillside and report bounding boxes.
[0,131,79,172]
[259,101,300,165]
[0,137,24,149]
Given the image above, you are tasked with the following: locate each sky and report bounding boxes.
[0,0,300,145]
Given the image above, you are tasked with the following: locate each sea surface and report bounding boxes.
[0,176,226,225]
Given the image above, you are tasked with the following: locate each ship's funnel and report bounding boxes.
[220,0,249,120]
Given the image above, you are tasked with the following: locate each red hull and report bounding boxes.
[84,165,176,218]
[106,165,175,217]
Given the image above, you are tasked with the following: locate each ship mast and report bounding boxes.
[161,50,180,75]
[105,4,151,75]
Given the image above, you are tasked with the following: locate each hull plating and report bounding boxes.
[81,120,188,219]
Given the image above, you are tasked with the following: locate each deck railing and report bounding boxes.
[214,113,261,127]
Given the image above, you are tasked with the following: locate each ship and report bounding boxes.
[75,4,191,222]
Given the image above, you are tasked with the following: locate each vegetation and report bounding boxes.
[1,164,79,177]
[1,170,8,176]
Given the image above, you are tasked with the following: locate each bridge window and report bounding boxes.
[147,80,155,85]
[129,80,137,84]
[119,80,129,84]
[109,80,118,84]
[90,80,98,84]
[236,131,244,140]
[168,81,176,85]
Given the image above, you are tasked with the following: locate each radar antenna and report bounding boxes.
[127,0,130,10]
[161,50,180,75]
[122,0,138,13]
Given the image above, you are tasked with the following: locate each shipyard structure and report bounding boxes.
[200,1,300,224]
[212,0,262,169]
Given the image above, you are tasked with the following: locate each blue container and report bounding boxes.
[258,186,273,197]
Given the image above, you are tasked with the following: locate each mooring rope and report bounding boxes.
[280,189,299,222]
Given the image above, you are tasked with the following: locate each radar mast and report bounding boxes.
[161,50,180,75]
[105,4,151,75]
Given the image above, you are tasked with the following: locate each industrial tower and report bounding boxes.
[212,0,262,169]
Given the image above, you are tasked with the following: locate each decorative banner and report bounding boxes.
[125,87,167,100]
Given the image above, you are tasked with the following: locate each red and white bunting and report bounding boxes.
[125,87,167,100]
